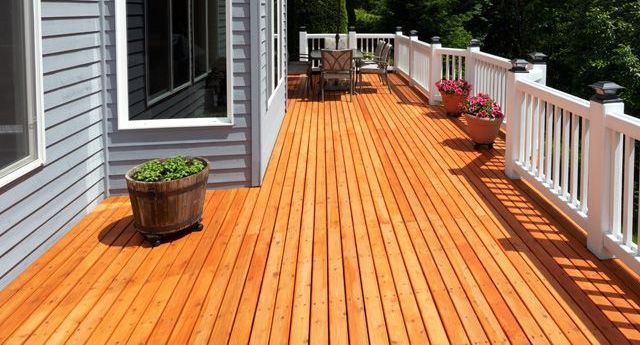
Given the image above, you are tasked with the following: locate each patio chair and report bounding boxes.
[357,43,392,92]
[360,40,388,65]
[320,49,355,102]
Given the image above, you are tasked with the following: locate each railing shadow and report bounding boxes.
[387,72,640,342]
[446,131,640,342]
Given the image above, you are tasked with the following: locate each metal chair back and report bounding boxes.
[320,49,353,73]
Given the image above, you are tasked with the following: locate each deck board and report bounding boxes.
[1,74,640,344]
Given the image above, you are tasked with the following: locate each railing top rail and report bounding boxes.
[473,51,512,69]
[395,34,411,42]
[355,33,396,39]
[437,47,467,55]
[516,78,591,116]
[306,33,346,38]
[413,40,432,50]
[606,112,640,140]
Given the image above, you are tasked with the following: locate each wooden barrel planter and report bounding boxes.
[125,157,209,245]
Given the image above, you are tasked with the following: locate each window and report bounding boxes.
[0,0,45,188]
[268,0,284,100]
[116,0,232,129]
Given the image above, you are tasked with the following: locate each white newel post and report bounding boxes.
[394,27,403,73]
[429,36,443,105]
[466,39,480,86]
[504,59,530,179]
[348,26,357,50]
[299,26,308,61]
[586,81,626,259]
[528,52,548,85]
[409,30,419,86]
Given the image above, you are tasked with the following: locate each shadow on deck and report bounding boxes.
[0,73,639,344]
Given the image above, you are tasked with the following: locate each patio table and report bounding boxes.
[310,49,364,93]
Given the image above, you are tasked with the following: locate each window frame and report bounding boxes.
[116,0,234,130]
[0,0,46,189]
[267,0,285,106]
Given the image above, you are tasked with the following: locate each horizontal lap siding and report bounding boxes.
[0,0,108,288]
[105,0,253,194]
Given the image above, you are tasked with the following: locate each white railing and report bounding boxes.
[410,40,432,94]
[394,34,411,73]
[298,28,640,273]
[355,33,395,57]
[508,78,592,229]
[472,51,511,110]
[603,112,640,272]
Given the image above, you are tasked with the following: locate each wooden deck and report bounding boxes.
[2,74,640,344]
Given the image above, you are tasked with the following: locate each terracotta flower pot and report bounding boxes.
[464,114,502,146]
[441,93,467,117]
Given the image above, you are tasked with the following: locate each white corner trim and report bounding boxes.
[0,0,46,189]
[115,0,234,130]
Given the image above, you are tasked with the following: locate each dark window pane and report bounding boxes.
[194,0,208,76]
[201,0,227,116]
[130,0,227,120]
[147,0,171,96]
[0,0,30,171]
[172,0,190,87]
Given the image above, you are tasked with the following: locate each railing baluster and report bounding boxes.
[571,113,580,206]
[532,97,540,173]
[539,100,546,179]
[518,91,527,163]
[525,94,533,168]
[553,106,561,191]
[562,110,571,199]
[622,136,636,246]
[580,117,590,213]
[611,131,624,238]
[545,102,554,183]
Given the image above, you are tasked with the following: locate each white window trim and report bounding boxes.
[267,0,285,107]
[0,0,46,189]
[115,0,234,130]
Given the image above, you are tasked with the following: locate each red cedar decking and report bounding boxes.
[1,74,640,344]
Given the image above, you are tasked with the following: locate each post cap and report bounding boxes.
[348,26,356,32]
[589,81,625,103]
[410,30,418,37]
[395,26,403,33]
[431,36,441,44]
[299,26,307,31]
[528,52,547,64]
[469,39,480,48]
[510,59,529,73]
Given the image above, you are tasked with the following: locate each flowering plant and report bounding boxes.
[435,79,472,96]
[462,93,504,120]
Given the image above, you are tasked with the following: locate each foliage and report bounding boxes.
[355,8,384,33]
[133,156,205,182]
[289,0,640,116]
[435,79,472,96]
[287,0,348,59]
[462,93,504,119]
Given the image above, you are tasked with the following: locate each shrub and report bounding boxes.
[132,156,206,182]
[463,93,504,120]
[435,79,472,96]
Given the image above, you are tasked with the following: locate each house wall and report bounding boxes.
[0,0,289,289]
[0,0,109,288]
[253,0,288,183]
[105,0,255,194]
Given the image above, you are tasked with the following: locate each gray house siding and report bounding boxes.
[105,0,255,194]
[0,0,289,289]
[0,0,108,288]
